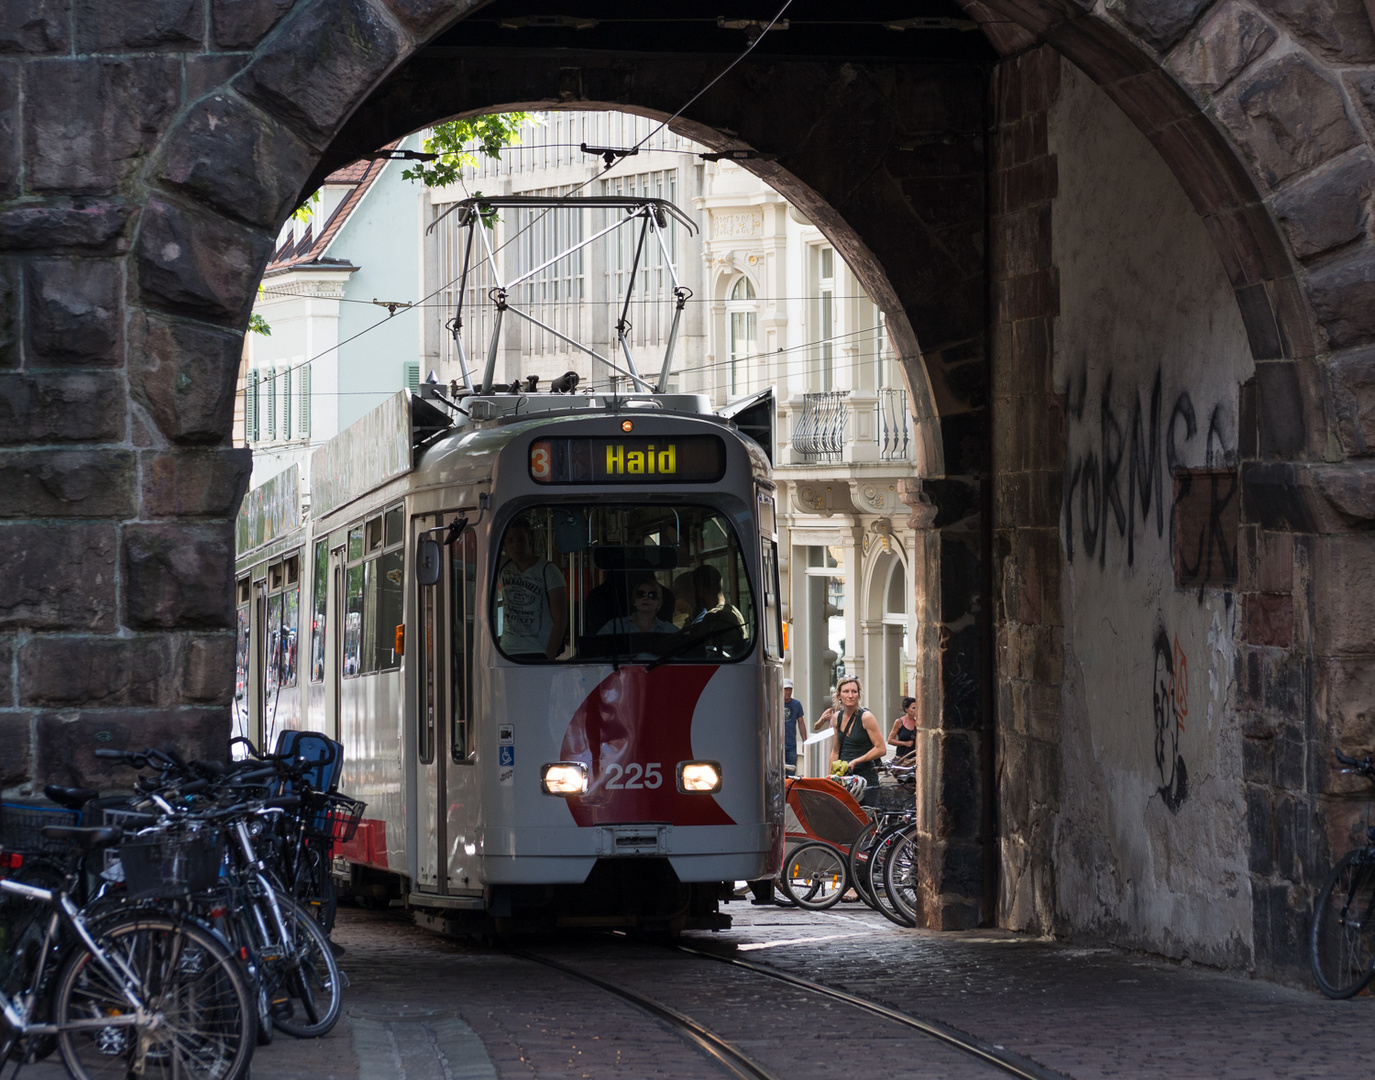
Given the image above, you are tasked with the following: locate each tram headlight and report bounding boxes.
[676,761,722,793]
[540,762,589,796]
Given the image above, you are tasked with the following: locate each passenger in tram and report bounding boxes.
[671,573,696,628]
[595,576,677,636]
[497,516,569,660]
[685,564,746,649]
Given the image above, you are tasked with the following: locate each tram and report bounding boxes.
[234,383,785,931]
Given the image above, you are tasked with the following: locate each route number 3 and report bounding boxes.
[604,762,663,789]
[530,443,551,481]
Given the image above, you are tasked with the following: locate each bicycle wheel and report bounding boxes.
[847,818,880,909]
[1311,849,1375,998]
[54,913,255,1080]
[270,892,343,1038]
[778,841,849,911]
[882,828,921,926]
[294,846,338,935]
[866,825,916,928]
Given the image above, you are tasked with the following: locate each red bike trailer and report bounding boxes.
[784,776,868,856]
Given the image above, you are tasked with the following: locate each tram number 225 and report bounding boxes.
[604,763,663,790]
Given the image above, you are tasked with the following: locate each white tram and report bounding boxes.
[234,386,785,931]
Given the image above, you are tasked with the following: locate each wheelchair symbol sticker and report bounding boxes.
[499,745,515,768]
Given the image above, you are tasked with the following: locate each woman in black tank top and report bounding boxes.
[825,677,884,786]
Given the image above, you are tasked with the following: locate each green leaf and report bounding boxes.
[249,313,272,336]
[400,113,534,190]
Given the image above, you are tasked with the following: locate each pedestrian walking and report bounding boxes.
[783,679,806,772]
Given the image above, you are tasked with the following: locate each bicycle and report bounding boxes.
[0,824,256,1080]
[1311,747,1375,998]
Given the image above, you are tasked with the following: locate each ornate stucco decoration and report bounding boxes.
[711,210,763,239]
[853,481,900,513]
[864,518,895,554]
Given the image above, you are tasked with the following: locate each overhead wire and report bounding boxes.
[251,0,794,390]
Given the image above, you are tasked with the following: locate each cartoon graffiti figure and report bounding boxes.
[1151,620,1189,813]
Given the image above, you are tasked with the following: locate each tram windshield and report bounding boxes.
[493,504,755,664]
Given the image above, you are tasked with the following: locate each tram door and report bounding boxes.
[414,515,477,896]
[326,545,346,742]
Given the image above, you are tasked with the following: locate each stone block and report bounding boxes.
[381,0,473,36]
[0,449,136,518]
[158,94,316,230]
[1239,526,1293,593]
[186,55,252,103]
[74,0,201,50]
[1044,12,1153,87]
[25,258,120,366]
[1254,0,1375,63]
[1214,53,1361,191]
[35,707,230,788]
[123,522,236,630]
[0,0,69,52]
[0,635,12,706]
[135,198,273,324]
[232,0,404,151]
[1327,346,1375,455]
[1264,273,1319,359]
[140,449,253,517]
[1261,650,1307,719]
[1167,1,1277,98]
[1201,202,1298,288]
[1245,783,1274,873]
[1243,730,1274,785]
[25,57,180,195]
[0,259,16,370]
[0,62,16,197]
[1274,722,1308,790]
[0,200,133,252]
[0,523,117,631]
[184,633,236,703]
[1102,66,1198,136]
[1105,0,1212,52]
[213,0,297,49]
[18,634,173,707]
[0,712,29,788]
[129,312,245,445]
[1306,243,1375,351]
[1316,658,1375,786]
[1313,534,1375,655]
[1270,152,1375,262]
[0,373,125,444]
[1312,461,1375,528]
[1146,113,1261,216]
[1232,281,1283,360]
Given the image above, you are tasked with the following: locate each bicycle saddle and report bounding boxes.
[43,785,97,810]
[39,825,123,851]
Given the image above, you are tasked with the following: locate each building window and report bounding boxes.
[727,276,758,397]
[604,171,679,351]
[265,367,277,440]
[297,364,311,438]
[281,367,292,439]
[516,185,585,356]
[814,246,836,391]
[245,370,259,442]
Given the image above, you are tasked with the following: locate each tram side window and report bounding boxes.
[451,528,477,763]
[343,565,363,677]
[265,577,299,691]
[343,508,405,677]
[492,504,756,664]
[762,541,782,659]
[310,539,327,683]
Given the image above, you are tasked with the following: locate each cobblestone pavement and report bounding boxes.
[14,899,1374,1079]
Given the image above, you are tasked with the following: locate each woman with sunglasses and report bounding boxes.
[596,576,678,635]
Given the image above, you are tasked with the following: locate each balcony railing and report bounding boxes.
[877,387,912,462]
[792,391,848,462]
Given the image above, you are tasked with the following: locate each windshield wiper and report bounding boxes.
[644,624,743,672]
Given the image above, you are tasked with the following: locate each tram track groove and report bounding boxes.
[676,943,1071,1080]
[511,949,782,1080]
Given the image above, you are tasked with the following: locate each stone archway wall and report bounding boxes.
[972,0,1375,976]
[2,0,1372,973]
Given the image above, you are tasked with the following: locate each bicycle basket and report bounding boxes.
[0,802,80,857]
[115,827,224,901]
[304,792,365,851]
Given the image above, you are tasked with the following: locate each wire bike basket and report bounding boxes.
[304,792,366,856]
[0,803,80,858]
[114,826,225,901]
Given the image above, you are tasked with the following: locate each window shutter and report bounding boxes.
[298,364,311,438]
[405,361,420,393]
[265,368,276,439]
[282,367,292,439]
[245,370,258,442]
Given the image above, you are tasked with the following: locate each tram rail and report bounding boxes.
[511,937,1071,1080]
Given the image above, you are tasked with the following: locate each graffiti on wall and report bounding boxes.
[1151,620,1189,812]
[1063,367,1236,576]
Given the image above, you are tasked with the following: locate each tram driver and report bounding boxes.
[497,516,568,660]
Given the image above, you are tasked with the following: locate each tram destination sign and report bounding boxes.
[529,435,726,484]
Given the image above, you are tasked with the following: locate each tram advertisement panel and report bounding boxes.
[529,435,726,484]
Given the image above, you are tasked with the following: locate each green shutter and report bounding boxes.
[298,364,311,438]
[265,368,276,439]
[245,370,258,442]
[405,361,420,393]
[283,367,292,439]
